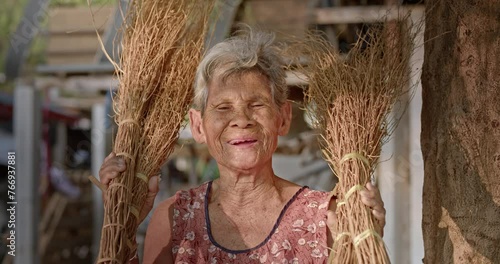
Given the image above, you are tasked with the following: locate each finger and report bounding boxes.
[362,183,385,208]
[99,158,127,184]
[326,195,337,226]
[366,182,380,194]
[326,210,337,238]
[360,190,374,200]
[139,175,160,222]
[101,155,125,169]
[99,158,126,202]
[360,195,378,208]
[361,183,378,198]
[361,192,385,210]
[372,208,386,223]
[105,156,126,170]
[365,182,375,190]
[99,167,123,185]
[148,175,160,193]
[372,212,386,237]
[371,198,386,213]
[103,152,115,163]
[327,210,337,227]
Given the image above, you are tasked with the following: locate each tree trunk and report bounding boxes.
[421,0,500,263]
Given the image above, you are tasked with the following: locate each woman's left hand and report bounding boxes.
[359,182,386,236]
[327,182,386,239]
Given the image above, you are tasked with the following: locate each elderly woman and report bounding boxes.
[99,29,386,263]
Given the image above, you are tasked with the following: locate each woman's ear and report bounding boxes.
[278,101,292,136]
[189,109,206,144]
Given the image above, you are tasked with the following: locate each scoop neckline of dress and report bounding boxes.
[204,180,308,254]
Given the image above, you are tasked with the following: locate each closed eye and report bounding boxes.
[217,105,231,111]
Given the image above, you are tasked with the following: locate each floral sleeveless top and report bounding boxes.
[171,181,330,263]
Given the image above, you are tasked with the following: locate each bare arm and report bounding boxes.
[142,196,176,264]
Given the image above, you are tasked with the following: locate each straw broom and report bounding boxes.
[298,17,417,263]
[92,1,215,263]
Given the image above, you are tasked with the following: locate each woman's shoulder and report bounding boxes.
[152,182,209,215]
[301,187,330,199]
[291,187,331,213]
[173,181,210,203]
[277,177,329,196]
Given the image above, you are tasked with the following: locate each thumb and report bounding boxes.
[327,210,337,231]
[327,210,338,243]
[139,175,160,222]
[148,175,160,194]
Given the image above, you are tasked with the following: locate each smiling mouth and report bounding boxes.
[228,139,258,145]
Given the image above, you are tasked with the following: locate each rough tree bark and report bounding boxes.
[421,0,500,263]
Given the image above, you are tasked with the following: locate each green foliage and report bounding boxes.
[0,0,115,83]
[0,0,29,74]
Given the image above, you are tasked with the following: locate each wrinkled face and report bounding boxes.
[189,70,291,172]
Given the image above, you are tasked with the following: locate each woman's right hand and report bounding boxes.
[98,152,160,224]
[99,152,127,187]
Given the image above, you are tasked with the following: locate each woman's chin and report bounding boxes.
[221,157,270,172]
[212,147,274,173]
[228,162,261,172]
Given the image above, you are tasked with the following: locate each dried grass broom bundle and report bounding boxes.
[94,1,215,263]
[297,17,418,263]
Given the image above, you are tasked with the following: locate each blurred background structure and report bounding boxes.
[3,0,498,263]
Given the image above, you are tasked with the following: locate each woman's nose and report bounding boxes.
[230,107,256,128]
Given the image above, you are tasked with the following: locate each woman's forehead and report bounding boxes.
[207,71,273,99]
[212,67,269,85]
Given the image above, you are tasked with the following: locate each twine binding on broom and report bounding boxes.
[129,205,140,220]
[340,152,370,166]
[353,229,382,247]
[336,184,365,207]
[115,152,134,161]
[118,119,140,127]
[335,232,351,242]
[102,223,126,229]
[135,172,148,184]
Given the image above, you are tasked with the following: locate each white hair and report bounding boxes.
[193,27,287,113]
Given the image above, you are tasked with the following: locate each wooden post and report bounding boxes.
[408,9,425,264]
[91,103,107,262]
[52,121,67,167]
[421,1,500,262]
[14,85,42,264]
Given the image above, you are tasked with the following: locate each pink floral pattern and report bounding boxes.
[172,182,330,263]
